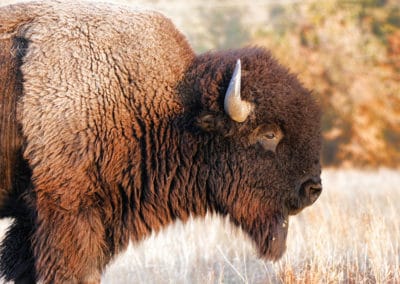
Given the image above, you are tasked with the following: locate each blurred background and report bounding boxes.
[124,0,400,168]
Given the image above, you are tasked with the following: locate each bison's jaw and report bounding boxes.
[247,213,289,261]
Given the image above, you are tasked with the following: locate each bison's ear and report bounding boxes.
[196,112,234,136]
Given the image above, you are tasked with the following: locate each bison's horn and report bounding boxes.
[224,59,253,122]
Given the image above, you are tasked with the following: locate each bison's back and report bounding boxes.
[0,2,195,280]
[0,0,195,210]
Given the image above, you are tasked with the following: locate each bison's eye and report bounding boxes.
[249,124,283,153]
[265,132,276,140]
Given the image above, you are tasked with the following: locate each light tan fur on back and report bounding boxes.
[0,1,195,282]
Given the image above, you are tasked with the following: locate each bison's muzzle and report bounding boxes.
[257,178,322,260]
[301,179,323,206]
[286,177,323,216]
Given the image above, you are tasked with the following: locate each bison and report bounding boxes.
[0,1,322,283]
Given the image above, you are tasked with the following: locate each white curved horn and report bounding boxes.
[224,59,253,122]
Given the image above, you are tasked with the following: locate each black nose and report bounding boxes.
[299,179,322,206]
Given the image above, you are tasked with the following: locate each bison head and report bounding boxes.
[180,47,322,260]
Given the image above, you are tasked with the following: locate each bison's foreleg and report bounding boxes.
[32,201,109,283]
[0,215,36,283]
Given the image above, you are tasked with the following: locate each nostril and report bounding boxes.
[306,183,322,204]
[288,181,322,215]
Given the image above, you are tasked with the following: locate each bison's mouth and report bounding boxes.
[246,213,289,261]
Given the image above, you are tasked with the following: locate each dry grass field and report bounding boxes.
[2,169,396,283]
[0,169,398,283]
[98,169,400,284]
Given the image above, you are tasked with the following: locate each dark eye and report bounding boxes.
[250,123,284,153]
[265,132,276,139]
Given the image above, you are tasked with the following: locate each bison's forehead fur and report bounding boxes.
[182,47,321,181]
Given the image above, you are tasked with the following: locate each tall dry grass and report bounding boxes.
[0,171,398,283]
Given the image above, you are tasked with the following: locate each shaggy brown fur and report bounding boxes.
[0,1,322,283]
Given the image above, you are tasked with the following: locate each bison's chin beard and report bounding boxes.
[248,213,289,261]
